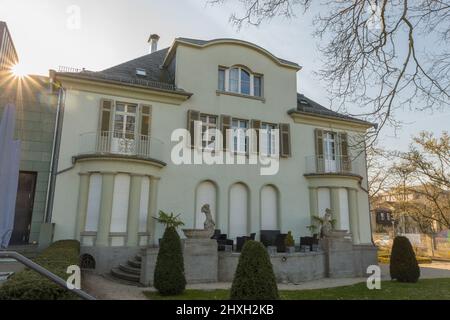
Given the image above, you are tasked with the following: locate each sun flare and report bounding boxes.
[11,63,28,78]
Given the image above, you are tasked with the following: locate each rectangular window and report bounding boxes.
[254,76,262,97]
[200,114,218,151]
[114,102,137,139]
[232,119,248,154]
[261,123,278,156]
[240,70,250,95]
[218,68,225,91]
[229,68,239,93]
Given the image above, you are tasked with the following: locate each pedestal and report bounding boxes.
[321,231,355,278]
[182,238,218,283]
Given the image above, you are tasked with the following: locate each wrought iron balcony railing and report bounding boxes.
[305,155,359,175]
[79,130,165,163]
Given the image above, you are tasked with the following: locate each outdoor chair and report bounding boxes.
[260,230,281,247]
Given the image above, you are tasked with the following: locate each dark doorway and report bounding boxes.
[10,172,37,245]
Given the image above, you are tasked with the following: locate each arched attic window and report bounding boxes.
[219,66,263,97]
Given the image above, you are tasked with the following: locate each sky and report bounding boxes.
[1,0,448,151]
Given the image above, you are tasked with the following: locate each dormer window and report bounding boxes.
[218,66,263,98]
[136,68,147,77]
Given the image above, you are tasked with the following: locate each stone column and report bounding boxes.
[75,172,90,240]
[330,187,341,229]
[348,188,360,244]
[147,176,160,245]
[96,172,115,247]
[127,174,143,247]
[308,187,318,218]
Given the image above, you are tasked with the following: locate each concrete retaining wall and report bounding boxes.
[219,251,326,283]
[86,237,378,285]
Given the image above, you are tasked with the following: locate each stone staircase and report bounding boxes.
[110,252,142,284]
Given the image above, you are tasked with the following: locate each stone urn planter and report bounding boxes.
[182,228,215,239]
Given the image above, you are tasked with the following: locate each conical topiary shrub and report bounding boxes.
[390,236,420,283]
[230,240,279,300]
[154,226,186,295]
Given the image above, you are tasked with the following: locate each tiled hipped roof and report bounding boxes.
[57,48,184,93]
[55,37,373,126]
[293,94,375,127]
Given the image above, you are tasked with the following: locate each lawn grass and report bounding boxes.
[144,278,450,300]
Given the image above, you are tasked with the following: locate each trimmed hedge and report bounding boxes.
[390,236,421,283]
[0,240,81,300]
[230,240,279,300]
[154,227,186,295]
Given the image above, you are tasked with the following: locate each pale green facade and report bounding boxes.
[50,39,374,252]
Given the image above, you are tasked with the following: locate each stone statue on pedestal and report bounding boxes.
[321,209,333,238]
[182,204,216,239]
[202,204,215,233]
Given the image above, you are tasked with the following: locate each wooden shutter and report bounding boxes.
[338,132,351,172]
[221,115,232,151]
[99,99,113,132]
[139,105,152,136]
[250,119,261,154]
[314,129,324,172]
[279,123,291,157]
[98,99,114,152]
[187,110,200,148]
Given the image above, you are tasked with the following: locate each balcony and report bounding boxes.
[78,131,166,165]
[305,155,360,176]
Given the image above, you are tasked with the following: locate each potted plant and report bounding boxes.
[306,215,336,251]
[153,210,185,246]
[311,214,337,238]
[153,210,186,295]
[285,231,295,254]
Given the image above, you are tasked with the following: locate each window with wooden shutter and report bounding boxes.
[187,110,200,148]
[279,123,291,157]
[250,119,261,154]
[314,129,324,172]
[338,132,351,171]
[221,115,232,151]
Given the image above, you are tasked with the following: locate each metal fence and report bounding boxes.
[79,130,165,162]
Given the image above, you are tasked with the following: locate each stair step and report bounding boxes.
[128,259,141,268]
[111,268,140,282]
[119,263,140,275]
[135,254,142,262]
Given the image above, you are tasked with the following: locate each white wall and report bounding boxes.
[229,183,248,240]
[195,181,217,229]
[85,173,102,232]
[110,174,130,233]
[261,185,278,230]
[139,177,150,233]
[318,188,331,217]
[339,188,350,231]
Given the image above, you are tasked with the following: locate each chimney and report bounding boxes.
[148,34,160,53]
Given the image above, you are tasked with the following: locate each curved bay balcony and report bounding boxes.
[78,130,166,165]
[305,155,360,176]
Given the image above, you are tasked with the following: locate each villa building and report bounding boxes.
[46,35,377,276]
